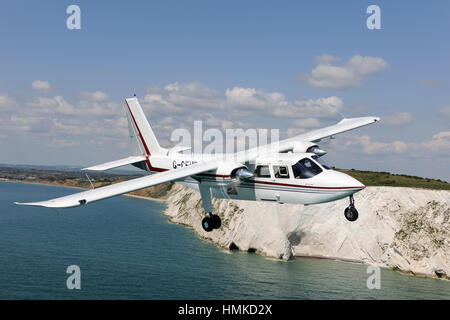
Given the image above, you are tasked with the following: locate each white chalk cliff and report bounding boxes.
[163,184,450,279]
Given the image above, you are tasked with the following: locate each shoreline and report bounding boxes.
[1,179,166,203]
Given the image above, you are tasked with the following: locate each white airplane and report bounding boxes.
[15,97,380,232]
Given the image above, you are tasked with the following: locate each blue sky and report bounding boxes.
[0,1,449,180]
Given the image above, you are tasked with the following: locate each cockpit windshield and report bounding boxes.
[311,155,331,170]
[292,158,323,179]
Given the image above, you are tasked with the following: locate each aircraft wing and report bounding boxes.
[234,116,380,163]
[82,155,147,171]
[290,116,380,143]
[14,161,218,208]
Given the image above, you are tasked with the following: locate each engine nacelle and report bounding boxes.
[291,141,327,156]
[216,162,253,182]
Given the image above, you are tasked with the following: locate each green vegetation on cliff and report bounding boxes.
[337,169,450,190]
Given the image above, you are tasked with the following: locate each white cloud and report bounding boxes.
[225,87,285,110]
[314,53,340,65]
[31,80,52,92]
[9,114,51,133]
[294,118,321,128]
[271,96,343,118]
[382,112,414,126]
[27,94,120,116]
[0,82,344,152]
[142,82,223,114]
[80,91,109,102]
[285,127,306,136]
[299,54,389,90]
[142,82,343,121]
[0,94,15,111]
[335,131,450,155]
[426,131,450,153]
[46,138,80,148]
[438,106,450,118]
[27,96,77,115]
[225,87,343,118]
[353,135,409,154]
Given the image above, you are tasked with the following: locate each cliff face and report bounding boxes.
[163,184,450,279]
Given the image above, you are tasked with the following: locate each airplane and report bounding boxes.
[15,97,380,232]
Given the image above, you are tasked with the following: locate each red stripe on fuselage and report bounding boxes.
[250,180,365,190]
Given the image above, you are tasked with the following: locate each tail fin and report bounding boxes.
[125,97,166,156]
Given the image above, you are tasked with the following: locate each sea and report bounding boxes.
[0,182,449,300]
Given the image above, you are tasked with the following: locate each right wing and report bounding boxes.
[15,161,218,208]
[233,116,380,163]
[289,116,380,143]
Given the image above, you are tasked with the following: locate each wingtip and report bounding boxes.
[14,201,37,206]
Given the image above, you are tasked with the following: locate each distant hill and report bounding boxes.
[337,168,450,190]
[0,163,141,175]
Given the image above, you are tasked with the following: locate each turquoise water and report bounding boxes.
[0,182,449,299]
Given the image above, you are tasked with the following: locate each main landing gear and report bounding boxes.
[344,195,359,222]
[202,213,221,232]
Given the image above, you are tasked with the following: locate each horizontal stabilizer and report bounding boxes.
[82,155,147,171]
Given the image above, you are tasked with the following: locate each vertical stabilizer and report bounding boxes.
[125,97,166,156]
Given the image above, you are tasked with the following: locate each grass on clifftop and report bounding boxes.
[336,168,450,190]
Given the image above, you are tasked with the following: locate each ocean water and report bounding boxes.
[0,181,449,300]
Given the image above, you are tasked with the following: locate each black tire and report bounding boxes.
[344,206,359,222]
[202,217,214,232]
[211,214,222,229]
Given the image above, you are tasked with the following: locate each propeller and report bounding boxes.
[307,146,327,156]
[235,167,254,180]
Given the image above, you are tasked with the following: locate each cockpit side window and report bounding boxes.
[254,165,271,178]
[312,155,331,170]
[273,166,290,179]
[292,158,323,179]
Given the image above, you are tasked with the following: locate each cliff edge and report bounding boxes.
[163,184,450,279]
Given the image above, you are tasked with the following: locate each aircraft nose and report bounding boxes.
[333,171,365,190]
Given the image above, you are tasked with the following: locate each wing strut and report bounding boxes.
[85,173,95,189]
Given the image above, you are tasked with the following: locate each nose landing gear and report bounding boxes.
[344,195,359,222]
[202,213,222,232]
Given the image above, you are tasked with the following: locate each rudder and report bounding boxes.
[125,97,166,156]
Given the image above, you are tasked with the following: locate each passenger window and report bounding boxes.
[273,166,290,179]
[254,165,271,178]
[292,158,323,179]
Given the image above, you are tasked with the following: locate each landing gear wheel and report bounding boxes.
[210,214,222,229]
[202,217,214,232]
[344,206,358,222]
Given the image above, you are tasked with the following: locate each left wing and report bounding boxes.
[15,161,218,208]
